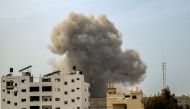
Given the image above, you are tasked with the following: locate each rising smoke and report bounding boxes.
[49,12,147,97]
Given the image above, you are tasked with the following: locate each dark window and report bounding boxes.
[14,102,17,106]
[15,83,17,86]
[64,91,68,95]
[64,101,68,104]
[30,96,40,101]
[30,87,39,92]
[21,99,26,102]
[7,101,10,104]
[30,106,40,109]
[42,86,52,92]
[21,89,26,92]
[42,78,51,82]
[3,99,5,101]
[21,108,26,109]
[6,81,14,89]
[77,78,80,80]
[71,99,75,102]
[64,82,67,85]
[85,98,87,101]
[125,95,130,98]
[132,95,137,99]
[14,92,17,96]
[55,98,60,101]
[7,91,10,94]
[55,107,60,109]
[2,80,5,82]
[3,89,5,92]
[77,97,80,100]
[42,96,52,101]
[71,79,74,82]
[77,88,80,90]
[71,89,74,92]
[55,78,60,82]
[21,80,25,83]
[77,107,80,109]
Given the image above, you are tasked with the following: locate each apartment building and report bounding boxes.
[1,66,90,109]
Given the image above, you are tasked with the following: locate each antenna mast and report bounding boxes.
[162,51,167,89]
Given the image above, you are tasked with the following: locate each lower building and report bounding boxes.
[106,83,144,109]
[90,83,144,109]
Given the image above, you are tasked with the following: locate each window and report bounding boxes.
[14,92,17,96]
[55,107,60,109]
[55,88,60,91]
[30,106,40,109]
[55,78,60,82]
[125,95,130,98]
[3,89,5,92]
[2,80,5,82]
[42,78,51,82]
[21,80,25,83]
[14,102,17,106]
[77,107,80,109]
[132,95,137,99]
[21,99,26,102]
[42,105,52,109]
[85,98,87,101]
[64,101,68,104]
[71,99,75,102]
[71,79,74,82]
[30,87,39,92]
[42,86,52,92]
[7,101,10,104]
[42,96,52,101]
[3,99,5,101]
[21,89,26,92]
[64,82,67,85]
[55,98,60,101]
[77,97,80,100]
[77,88,80,90]
[7,91,10,94]
[30,96,40,101]
[6,81,14,89]
[71,89,75,92]
[64,91,68,95]
[77,78,80,80]
[15,83,17,86]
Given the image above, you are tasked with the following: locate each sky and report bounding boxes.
[0,0,190,96]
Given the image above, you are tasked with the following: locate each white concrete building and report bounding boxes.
[1,66,90,109]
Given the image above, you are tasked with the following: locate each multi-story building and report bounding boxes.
[106,83,144,109]
[1,66,90,109]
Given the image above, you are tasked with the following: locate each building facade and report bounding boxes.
[1,66,90,109]
[89,98,106,109]
[106,83,144,109]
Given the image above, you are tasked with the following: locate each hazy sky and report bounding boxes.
[0,0,190,96]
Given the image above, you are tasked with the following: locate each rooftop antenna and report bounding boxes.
[162,50,167,89]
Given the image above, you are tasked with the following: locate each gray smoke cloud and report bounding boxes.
[49,12,147,97]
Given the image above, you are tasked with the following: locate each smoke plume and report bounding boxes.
[49,12,147,97]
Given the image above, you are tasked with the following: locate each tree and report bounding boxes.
[145,87,182,109]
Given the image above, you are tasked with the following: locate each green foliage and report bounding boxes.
[145,87,182,109]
